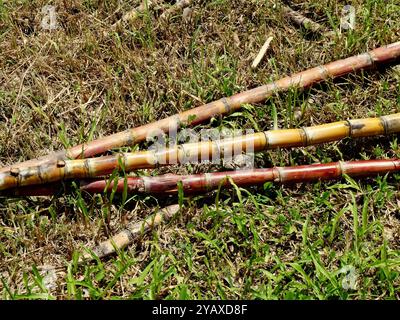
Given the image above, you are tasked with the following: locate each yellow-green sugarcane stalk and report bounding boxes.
[1,113,400,191]
[1,41,400,174]
[80,204,180,261]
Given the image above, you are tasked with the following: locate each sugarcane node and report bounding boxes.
[271,168,280,182]
[393,160,400,170]
[380,116,390,135]
[142,176,153,193]
[56,160,66,168]
[349,121,366,137]
[221,97,233,113]
[175,144,188,164]
[262,131,270,149]
[344,120,353,137]
[125,132,136,147]
[10,168,20,177]
[82,159,90,177]
[366,52,376,66]
[274,167,284,183]
[212,140,222,159]
[170,115,181,131]
[201,173,210,191]
[337,161,346,175]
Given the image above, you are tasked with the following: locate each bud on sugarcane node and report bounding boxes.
[1,42,399,174]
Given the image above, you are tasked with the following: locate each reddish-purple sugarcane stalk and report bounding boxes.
[2,41,399,173]
[3,159,400,197]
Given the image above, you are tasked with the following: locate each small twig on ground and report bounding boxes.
[80,204,180,261]
[160,0,192,20]
[251,36,273,69]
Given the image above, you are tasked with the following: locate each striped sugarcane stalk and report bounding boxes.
[1,112,400,192]
[81,204,180,261]
[2,42,399,173]
[3,159,400,197]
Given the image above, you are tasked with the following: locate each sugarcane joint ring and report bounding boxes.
[345,120,353,137]
[338,161,346,175]
[10,168,20,177]
[300,127,310,146]
[221,97,233,114]
[365,52,376,66]
[56,160,66,168]
[318,65,330,79]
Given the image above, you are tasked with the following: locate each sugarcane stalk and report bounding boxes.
[1,112,400,192]
[81,204,180,261]
[4,159,400,197]
[2,42,399,173]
